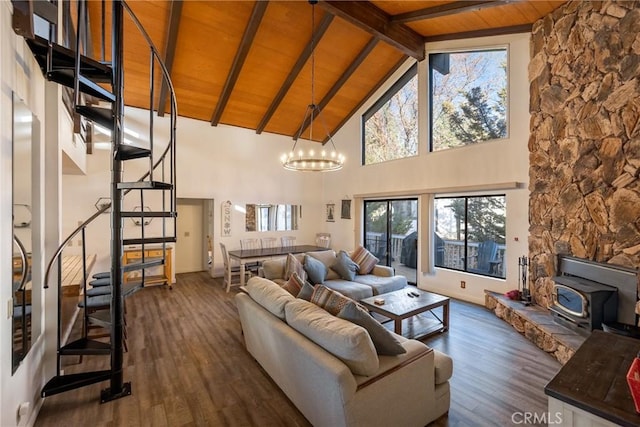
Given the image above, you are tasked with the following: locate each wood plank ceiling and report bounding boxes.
[88,0,566,144]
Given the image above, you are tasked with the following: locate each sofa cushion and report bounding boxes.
[285,253,306,281]
[245,277,295,320]
[285,299,379,376]
[353,274,407,295]
[281,272,305,296]
[310,284,353,315]
[322,279,374,301]
[351,245,379,275]
[304,255,327,284]
[262,258,286,280]
[331,250,359,281]
[434,350,454,385]
[338,301,406,356]
[307,250,340,280]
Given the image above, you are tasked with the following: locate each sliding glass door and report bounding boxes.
[364,199,418,284]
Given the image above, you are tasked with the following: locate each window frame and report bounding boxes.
[428,46,510,152]
[433,194,506,279]
[361,63,418,166]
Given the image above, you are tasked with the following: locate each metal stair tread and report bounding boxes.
[77,294,111,309]
[41,370,113,397]
[59,337,111,356]
[120,211,176,218]
[75,105,113,129]
[44,70,114,102]
[123,237,176,246]
[122,258,164,272]
[115,145,151,160]
[88,309,112,328]
[26,36,111,80]
[78,75,115,102]
[117,181,173,190]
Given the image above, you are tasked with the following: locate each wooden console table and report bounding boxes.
[545,330,640,426]
[123,246,172,288]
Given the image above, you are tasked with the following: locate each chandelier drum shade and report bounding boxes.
[281,0,344,172]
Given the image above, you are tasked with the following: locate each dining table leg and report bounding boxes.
[240,261,247,287]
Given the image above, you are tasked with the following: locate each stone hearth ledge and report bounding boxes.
[484,290,586,364]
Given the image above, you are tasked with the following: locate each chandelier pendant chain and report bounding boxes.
[280,0,344,172]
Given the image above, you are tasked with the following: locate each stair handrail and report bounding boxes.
[43,0,178,289]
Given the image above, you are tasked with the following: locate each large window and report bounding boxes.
[429,49,508,152]
[362,64,418,165]
[434,195,506,278]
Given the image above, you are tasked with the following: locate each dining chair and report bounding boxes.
[240,238,262,275]
[220,242,251,292]
[315,233,331,248]
[281,236,296,248]
[261,237,278,249]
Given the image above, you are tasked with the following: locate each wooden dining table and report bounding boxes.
[228,245,327,287]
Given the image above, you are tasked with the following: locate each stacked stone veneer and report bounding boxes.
[528,0,640,308]
[485,292,582,364]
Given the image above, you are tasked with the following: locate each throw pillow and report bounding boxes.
[308,250,340,280]
[297,280,315,301]
[285,299,379,376]
[351,245,379,275]
[304,254,327,284]
[331,250,358,281]
[284,253,306,281]
[310,284,353,316]
[281,271,305,296]
[338,301,407,355]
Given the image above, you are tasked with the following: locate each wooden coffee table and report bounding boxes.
[360,288,450,340]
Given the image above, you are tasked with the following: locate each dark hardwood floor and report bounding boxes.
[35,272,561,427]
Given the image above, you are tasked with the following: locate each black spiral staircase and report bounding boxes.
[12,0,177,402]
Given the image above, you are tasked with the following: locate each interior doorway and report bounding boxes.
[176,198,214,275]
[364,198,418,284]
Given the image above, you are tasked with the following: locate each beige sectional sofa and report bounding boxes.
[260,249,408,300]
[235,277,453,427]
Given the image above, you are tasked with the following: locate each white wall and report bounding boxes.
[1,2,51,426]
[325,33,531,304]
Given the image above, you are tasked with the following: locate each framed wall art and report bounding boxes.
[341,199,351,219]
[326,203,335,222]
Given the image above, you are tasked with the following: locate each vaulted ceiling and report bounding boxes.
[88,0,566,143]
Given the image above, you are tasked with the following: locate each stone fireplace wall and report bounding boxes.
[528,1,640,308]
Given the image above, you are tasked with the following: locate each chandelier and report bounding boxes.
[281,0,344,172]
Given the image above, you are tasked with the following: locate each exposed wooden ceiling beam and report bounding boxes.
[294,37,379,141]
[318,1,424,61]
[211,0,268,126]
[256,12,334,135]
[322,55,408,144]
[391,1,512,24]
[424,23,532,43]
[157,0,183,117]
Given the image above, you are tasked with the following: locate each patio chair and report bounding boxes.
[468,240,500,275]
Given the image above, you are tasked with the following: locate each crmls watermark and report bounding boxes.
[511,411,563,425]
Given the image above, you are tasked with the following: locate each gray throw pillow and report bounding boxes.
[331,250,358,281]
[338,301,406,355]
[297,281,315,301]
[304,254,327,284]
